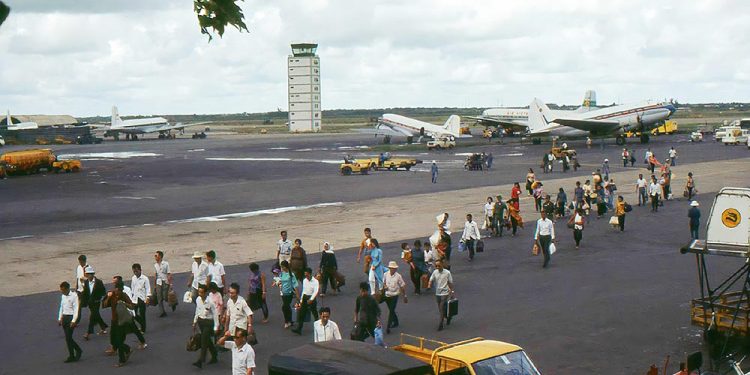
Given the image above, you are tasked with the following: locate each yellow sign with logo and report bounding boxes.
[722,208,741,228]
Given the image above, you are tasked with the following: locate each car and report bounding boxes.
[722,129,749,146]
[76,134,103,144]
[690,131,703,142]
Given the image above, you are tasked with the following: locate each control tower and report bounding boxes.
[287,43,321,132]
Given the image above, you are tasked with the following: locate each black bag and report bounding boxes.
[116,301,134,326]
[148,294,158,307]
[186,328,201,351]
[624,203,633,212]
[350,322,367,341]
[247,327,258,346]
[475,240,484,253]
[445,298,458,318]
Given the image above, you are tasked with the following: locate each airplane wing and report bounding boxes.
[465,116,528,131]
[550,118,621,134]
[375,122,414,137]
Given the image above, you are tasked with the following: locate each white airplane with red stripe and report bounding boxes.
[528,97,677,145]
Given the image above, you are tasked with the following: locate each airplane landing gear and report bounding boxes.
[406,136,413,144]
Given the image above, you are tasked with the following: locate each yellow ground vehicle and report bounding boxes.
[357,155,423,171]
[626,120,678,137]
[339,159,369,175]
[393,334,541,375]
[1,149,81,175]
[550,146,576,158]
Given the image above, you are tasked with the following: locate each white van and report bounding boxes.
[723,128,749,145]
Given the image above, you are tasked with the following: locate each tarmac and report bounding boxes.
[1,132,749,374]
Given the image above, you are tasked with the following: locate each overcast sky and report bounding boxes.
[1,0,749,116]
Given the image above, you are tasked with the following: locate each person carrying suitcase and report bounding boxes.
[427,260,454,331]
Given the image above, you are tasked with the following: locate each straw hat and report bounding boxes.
[192,251,204,259]
[84,265,95,274]
[387,261,399,269]
[690,201,700,207]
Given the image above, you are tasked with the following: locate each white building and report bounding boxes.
[288,43,321,132]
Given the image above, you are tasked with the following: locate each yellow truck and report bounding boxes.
[626,120,678,138]
[393,334,541,375]
[1,149,81,175]
[357,154,423,171]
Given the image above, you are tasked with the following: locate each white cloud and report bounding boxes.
[0,0,748,116]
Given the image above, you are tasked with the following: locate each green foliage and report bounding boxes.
[194,0,249,41]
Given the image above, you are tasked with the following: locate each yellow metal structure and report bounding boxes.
[52,159,82,173]
[1,148,82,176]
[626,120,678,137]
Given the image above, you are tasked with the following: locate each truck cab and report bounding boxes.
[393,335,541,375]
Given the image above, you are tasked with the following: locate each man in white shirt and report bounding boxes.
[153,251,172,317]
[188,252,209,303]
[534,211,556,269]
[461,214,481,261]
[383,261,408,334]
[131,263,151,333]
[669,147,677,166]
[277,230,293,265]
[225,283,253,337]
[75,255,87,294]
[313,307,341,342]
[649,175,662,212]
[292,267,319,335]
[193,285,220,369]
[217,329,256,375]
[428,260,454,331]
[58,281,82,363]
[206,250,227,295]
[635,174,648,206]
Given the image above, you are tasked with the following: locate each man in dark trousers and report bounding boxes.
[688,201,701,240]
[102,280,136,367]
[58,281,82,363]
[534,211,556,269]
[81,266,108,340]
[292,268,319,335]
[353,282,380,341]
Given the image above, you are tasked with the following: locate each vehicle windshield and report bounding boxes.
[472,350,541,375]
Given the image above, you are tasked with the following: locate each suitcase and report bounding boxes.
[445,298,458,318]
[476,240,484,253]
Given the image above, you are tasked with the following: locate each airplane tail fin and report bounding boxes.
[443,115,461,136]
[582,90,597,108]
[6,110,11,128]
[111,106,122,127]
[528,98,553,135]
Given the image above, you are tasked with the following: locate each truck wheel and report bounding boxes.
[435,145,442,150]
[370,163,377,171]
[389,165,396,171]
[341,167,352,175]
[448,144,454,149]
[405,166,411,171]
[615,136,625,145]
[360,169,368,175]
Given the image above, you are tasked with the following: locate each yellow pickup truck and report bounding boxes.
[393,334,541,375]
[357,155,423,171]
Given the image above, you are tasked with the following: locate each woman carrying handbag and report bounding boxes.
[569,208,586,249]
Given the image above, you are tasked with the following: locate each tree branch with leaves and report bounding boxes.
[194,0,249,41]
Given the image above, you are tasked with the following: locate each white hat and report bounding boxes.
[604,158,609,162]
[192,251,204,259]
[84,265,95,274]
[690,201,700,207]
[387,261,399,269]
[432,160,436,163]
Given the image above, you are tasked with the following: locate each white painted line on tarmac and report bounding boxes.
[113,196,157,200]
[167,202,344,224]
[268,147,290,150]
[58,152,162,160]
[188,148,206,152]
[0,235,34,241]
[206,157,341,164]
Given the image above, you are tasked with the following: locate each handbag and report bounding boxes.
[457,241,466,253]
[624,203,633,212]
[683,189,689,198]
[350,322,367,341]
[420,274,429,289]
[116,301,134,326]
[183,290,193,304]
[186,327,201,351]
[549,243,557,255]
[609,216,619,225]
[167,287,178,307]
[148,294,158,306]
[476,240,484,253]
[247,327,258,346]
[532,242,540,256]
[566,215,575,229]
